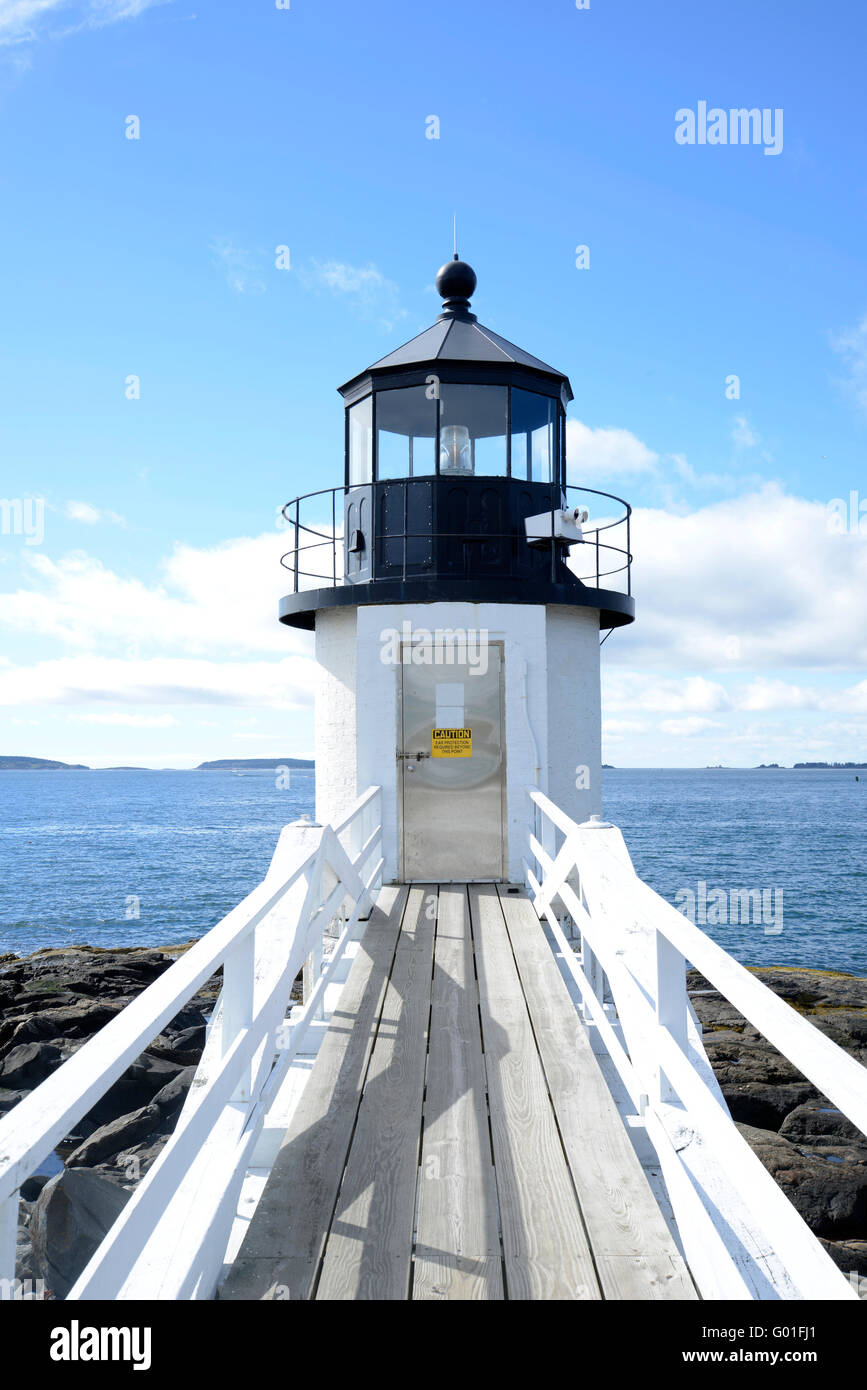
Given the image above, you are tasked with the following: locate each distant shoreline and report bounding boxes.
[0,756,315,772]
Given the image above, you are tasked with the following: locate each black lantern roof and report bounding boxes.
[338,257,574,404]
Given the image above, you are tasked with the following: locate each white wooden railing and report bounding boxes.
[0,785,383,1302]
[525,786,866,1302]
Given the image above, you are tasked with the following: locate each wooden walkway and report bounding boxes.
[220,884,697,1301]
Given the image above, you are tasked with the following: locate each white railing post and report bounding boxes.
[304,933,325,1020]
[581,907,605,1027]
[539,798,557,870]
[655,928,688,1104]
[222,932,256,1103]
[355,788,378,920]
[0,1192,18,1294]
[303,853,326,1021]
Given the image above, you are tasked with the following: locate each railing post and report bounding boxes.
[539,802,557,873]
[301,852,326,1020]
[222,932,256,1102]
[304,933,325,1022]
[0,1192,19,1295]
[655,929,688,1104]
[332,489,337,587]
[626,511,631,596]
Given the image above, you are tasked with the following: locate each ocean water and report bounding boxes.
[0,767,864,974]
[602,768,867,975]
[0,769,317,958]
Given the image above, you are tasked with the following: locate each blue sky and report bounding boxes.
[1,0,866,767]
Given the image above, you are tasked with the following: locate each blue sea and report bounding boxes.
[0,767,864,974]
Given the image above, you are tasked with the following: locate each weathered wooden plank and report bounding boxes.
[497,887,697,1302]
[315,885,436,1300]
[469,885,601,1301]
[594,1254,697,1301]
[413,886,503,1301]
[218,885,408,1301]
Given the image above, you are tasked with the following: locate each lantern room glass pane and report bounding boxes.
[511,388,557,482]
[375,385,437,479]
[348,397,373,485]
[438,384,507,476]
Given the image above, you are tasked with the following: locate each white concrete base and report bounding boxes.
[314,600,602,883]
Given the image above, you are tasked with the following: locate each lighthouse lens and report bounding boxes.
[438,384,508,476]
[440,425,472,474]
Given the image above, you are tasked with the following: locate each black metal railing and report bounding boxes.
[279,481,632,596]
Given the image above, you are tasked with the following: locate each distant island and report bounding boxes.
[792,762,867,770]
[0,756,88,770]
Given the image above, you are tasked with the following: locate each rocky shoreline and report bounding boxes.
[1,944,865,1296]
[0,942,220,1297]
[688,964,867,1284]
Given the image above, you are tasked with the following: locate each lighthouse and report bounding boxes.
[279,256,634,883]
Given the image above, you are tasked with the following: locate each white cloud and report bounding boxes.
[604,673,731,713]
[566,419,658,481]
[731,415,757,448]
[0,0,169,44]
[302,260,407,332]
[831,313,867,416]
[66,500,126,526]
[0,655,315,708]
[737,677,867,715]
[602,718,650,736]
[72,711,177,726]
[614,484,867,670]
[210,239,266,296]
[658,716,723,736]
[0,530,307,657]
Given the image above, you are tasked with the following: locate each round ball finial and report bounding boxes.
[436,256,477,309]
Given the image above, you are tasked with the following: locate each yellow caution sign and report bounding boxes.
[432,727,472,758]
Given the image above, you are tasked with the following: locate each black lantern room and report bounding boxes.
[279,258,634,630]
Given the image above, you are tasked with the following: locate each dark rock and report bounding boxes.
[155,1023,207,1063]
[21,1171,54,1202]
[0,1041,62,1089]
[699,1027,819,1127]
[150,1065,194,1117]
[737,1123,867,1239]
[30,1168,131,1299]
[0,1087,27,1116]
[76,1050,186,1135]
[66,1067,194,1169]
[820,1238,867,1286]
[781,1102,867,1150]
[66,1104,161,1168]
[16,1221,34,1283]
[0,1001,122,1059]
[722,1081,819,1131]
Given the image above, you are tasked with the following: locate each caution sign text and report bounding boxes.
[432,728,472,758]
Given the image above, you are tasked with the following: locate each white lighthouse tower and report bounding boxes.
[279,256,634,883]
